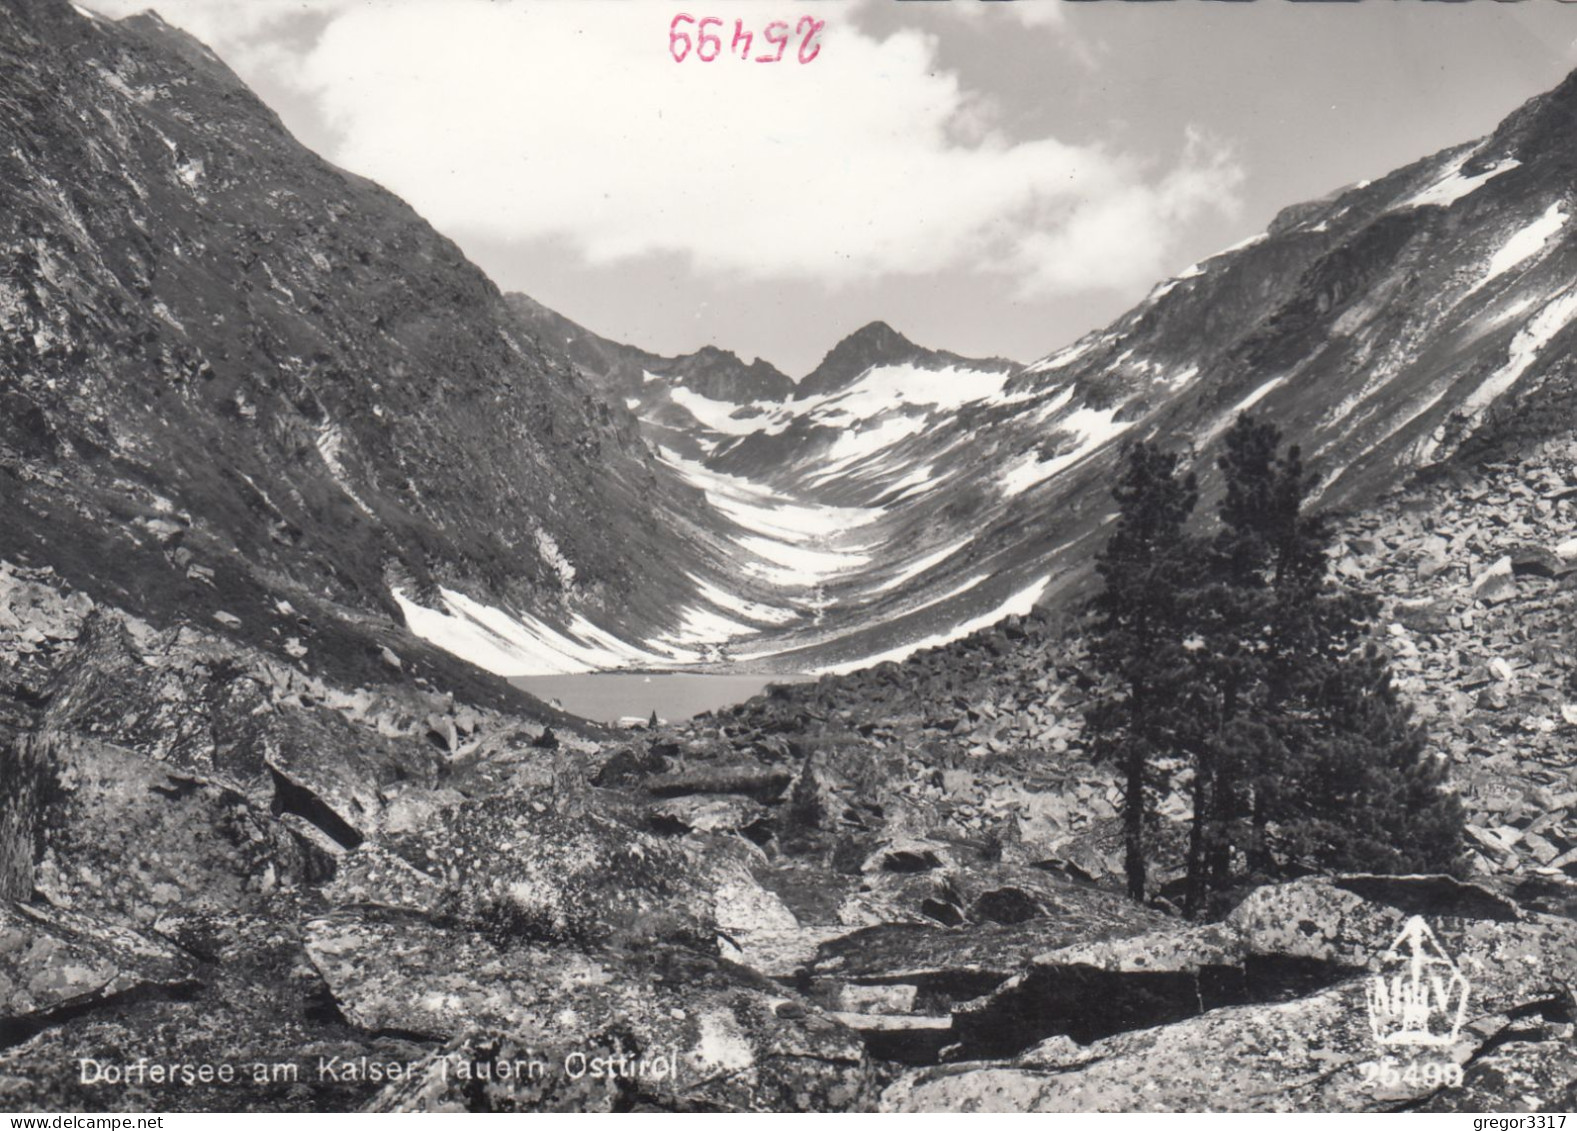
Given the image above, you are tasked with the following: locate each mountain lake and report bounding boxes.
[511,672,814,724]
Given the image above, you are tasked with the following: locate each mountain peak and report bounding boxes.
[797,321,1019,399]
[830,320,916,359]
[844,319,908,344]
[668,345,793,402]
[797,321,925,399]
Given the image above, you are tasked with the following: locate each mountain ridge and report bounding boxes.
[508,291,797,404]
[796,319,1021,400]
[488,55,1577,678]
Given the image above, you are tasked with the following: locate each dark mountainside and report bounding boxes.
[0,0,729,697]
[2,0,1577,1114]
[508,292,796,404]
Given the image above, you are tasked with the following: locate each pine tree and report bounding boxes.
[1191,414,1464,903]
[1176,416,1288,913]
[1086,441,1199,902]
[1274,642,1464,874]
[1084,415,1465,914]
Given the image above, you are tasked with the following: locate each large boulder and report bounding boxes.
[0,901,196,1025]
[887,981,1382,1112]
[645,764,794,804]
[391,804,719,948]
[305,908,875,1112]
[31,736,313,927]
[950,923,1274,1055]
[792,875,1172,1065]
[885,876,1577,1111]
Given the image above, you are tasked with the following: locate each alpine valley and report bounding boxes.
[3,0,1577,1115]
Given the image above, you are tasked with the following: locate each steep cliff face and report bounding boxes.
[0,0,720,685]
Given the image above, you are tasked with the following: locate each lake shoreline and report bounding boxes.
[511,671,814,725]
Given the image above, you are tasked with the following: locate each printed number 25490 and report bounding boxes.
[1359,1059,1464,1090]
[669,15,824,64]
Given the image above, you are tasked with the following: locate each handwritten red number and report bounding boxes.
[731,19,753,59]
[669,14,693,62]
[697,16,722,61]
[756,21,789,63]
[796,16,824,64]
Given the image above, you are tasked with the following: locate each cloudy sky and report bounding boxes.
[88,0,1577,375]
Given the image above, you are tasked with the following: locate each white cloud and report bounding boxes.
[84,0,1241,296]
[1006,128,1246,295]
[935,0,1065,29]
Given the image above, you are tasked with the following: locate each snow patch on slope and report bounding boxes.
[393,587,690,676]
[997,406,1133,498]
[1023,335,1102,377]
[660,446,880,587]
[802,415,929,486]
[812,363,1013,419]
[871,537,971,594]
[1030,385,1077,423]
[1397,156,1520,210]
[662,448,880,539]
[1206,231,1267,262]
[737,534,872,587]
[1204,376,1286,441]
[315,424,376,517]
[669,387,782,436]
[531,525,577,590]
[816,574,1050,675]
[1461,285,1577,419]
[1415,285,1577,464]
[691,575,798,626]
[652,605,754,648]
[1480,203,1566,287]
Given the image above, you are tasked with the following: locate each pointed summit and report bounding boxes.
[666,346,793,403]
[837,320,913,353]
[797,321,1016,399]
[796,322,924,398]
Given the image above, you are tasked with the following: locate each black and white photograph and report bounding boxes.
[2,0,1577,1115]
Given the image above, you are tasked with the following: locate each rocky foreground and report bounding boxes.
[3,459,1577,1112]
